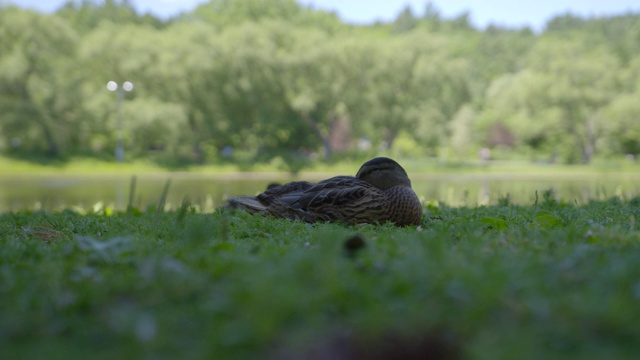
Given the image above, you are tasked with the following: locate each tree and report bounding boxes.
[194,0,302,28]
[56,0,165,34]
[203,21,315,158]
[392,5,418,33]
[529,35,619,163]
[449,104,476,159]
[471,26,535,94]
[283,32,378,158]
[123,98,189,157]
[1,2,639,164]
[602,93,640,156]
[0,8,83,156]
[477,34,620,163]
[364,32,471,153]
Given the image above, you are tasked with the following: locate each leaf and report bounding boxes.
[534,213,563,228]
[481,217,507,230]
[211,242,234,252]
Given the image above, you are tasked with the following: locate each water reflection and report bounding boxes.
[0,172,638,212]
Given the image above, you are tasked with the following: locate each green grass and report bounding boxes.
[2,153,639,177]
[1,194,640,359]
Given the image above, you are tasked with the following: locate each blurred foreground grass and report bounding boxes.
[1,194,640,359]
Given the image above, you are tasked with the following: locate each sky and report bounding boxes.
[6,0,640,32]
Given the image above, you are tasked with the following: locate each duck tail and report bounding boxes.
[225,196,267,214]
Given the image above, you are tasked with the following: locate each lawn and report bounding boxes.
[2,153,640,176]
[1,193,639,359]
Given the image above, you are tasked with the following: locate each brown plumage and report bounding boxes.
[225,157,423,226]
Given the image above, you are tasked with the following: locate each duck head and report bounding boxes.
[355,157,412,190]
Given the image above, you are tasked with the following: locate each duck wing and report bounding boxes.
[268,176,387,224]
[226,181,313,212]
[257,181,314,204]
[225,196,267,213]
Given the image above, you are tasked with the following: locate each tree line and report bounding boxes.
[1,0,640,166]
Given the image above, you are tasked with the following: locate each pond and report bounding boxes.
[0,172,638,213]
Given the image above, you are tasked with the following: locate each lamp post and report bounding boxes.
[107,81,133,162]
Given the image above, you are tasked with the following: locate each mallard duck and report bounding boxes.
[226,157,422,226]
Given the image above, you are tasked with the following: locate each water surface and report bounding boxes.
[0,172,637,212]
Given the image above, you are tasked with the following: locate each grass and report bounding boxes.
[1,192,640,359]
[2,153,639,177]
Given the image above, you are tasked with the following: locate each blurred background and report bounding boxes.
[1,0,639,211]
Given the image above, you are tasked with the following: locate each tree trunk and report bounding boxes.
[33,113,60,157]
[384,127,399,150]
[581,115,598,163]
[304,112,331,158]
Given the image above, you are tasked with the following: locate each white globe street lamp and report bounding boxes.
[107,81,134,162]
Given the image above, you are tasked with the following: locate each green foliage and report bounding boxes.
[1,198,640,358]
[479,33,623,164]
[1,2,640,166]
[0,8,83,156]
[602,91,640,155]
[56,0,165,34]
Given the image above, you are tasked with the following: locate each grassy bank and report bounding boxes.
[1,195,640,359]
[1,154,639,177]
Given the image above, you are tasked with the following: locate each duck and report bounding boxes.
[225,157,423,226]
